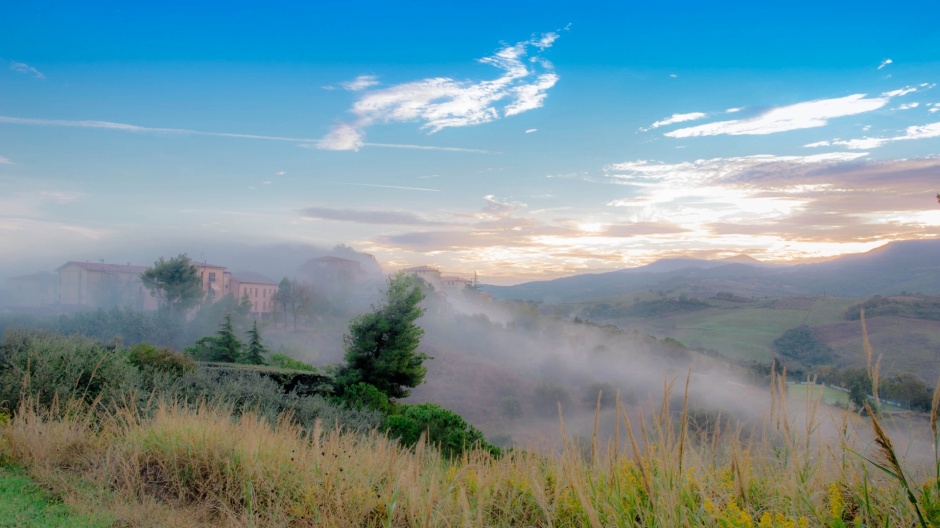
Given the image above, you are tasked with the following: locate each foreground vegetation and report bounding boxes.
[2,331,940,526]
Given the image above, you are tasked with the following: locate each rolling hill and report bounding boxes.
[483,239,940,303]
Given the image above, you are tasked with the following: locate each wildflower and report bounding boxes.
[828,483,844,520]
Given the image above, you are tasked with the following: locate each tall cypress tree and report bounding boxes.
[185,314,244,363]
[244,320,267,365]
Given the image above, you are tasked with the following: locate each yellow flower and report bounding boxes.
[828,483,844,520]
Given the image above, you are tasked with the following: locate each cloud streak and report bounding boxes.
[641,112,707,131]
[10,61,45,79]
[318,32,561,151]
[665,94,888,137]
[804,122,940,150]
[341,75,379,91]
[300,207,445,225]
[0,115,486,153]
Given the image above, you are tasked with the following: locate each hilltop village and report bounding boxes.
[1,254,481,318]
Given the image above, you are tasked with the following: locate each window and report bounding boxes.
[208,272,216,283]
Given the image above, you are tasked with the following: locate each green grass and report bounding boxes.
[588,297,856,362]
[0,466,112,528]
[787,383,849,406]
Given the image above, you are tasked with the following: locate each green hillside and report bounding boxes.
[565,295,855,362]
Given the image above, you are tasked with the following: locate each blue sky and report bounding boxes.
[2,1,939,283]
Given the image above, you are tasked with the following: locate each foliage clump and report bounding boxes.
[0,329,136,412]
[126,343,196,377]
[140,253,203,313]
[773,324,835,366]
[384,403,496,459]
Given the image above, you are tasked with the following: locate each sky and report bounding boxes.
[2,1,939,285]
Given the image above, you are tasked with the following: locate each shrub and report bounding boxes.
[0,329,137,413]
[127,343,196,377]
[340,382,391,413]
[168,369,380,433]
[384,403,495,459]
[267,352,317,372]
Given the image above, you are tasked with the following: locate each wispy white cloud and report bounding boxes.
[10,61,45,79]
[878,58,893,70]
[341,75,379,91]
[640,112,707,132]
[525,128,538,134]
[725,107,742,113]
[318,32,561,151]
[806,122,940,150]
[360,142,490,153]
[665,94,888,138]
[315,123,363,150]
[0,155,11,165]
[300,206,445,225]
[883,86,918,97]
[897,102,920,110]
[275,171,286,176]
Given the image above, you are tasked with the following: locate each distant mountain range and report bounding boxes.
[483,239,940,303]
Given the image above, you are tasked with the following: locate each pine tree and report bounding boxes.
[338,272,429,400]
[187,314,243,363]
[244,320,267,365]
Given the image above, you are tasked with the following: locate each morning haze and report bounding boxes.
[2,1,940,526]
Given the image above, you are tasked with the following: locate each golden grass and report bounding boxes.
[1,377,938,527]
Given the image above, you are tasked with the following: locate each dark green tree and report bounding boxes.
[140,254,203,313]
[338,272,428,400]
[243,320,267,365]
[186,314,243,363]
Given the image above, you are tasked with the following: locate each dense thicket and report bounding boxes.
[772,324,835,366]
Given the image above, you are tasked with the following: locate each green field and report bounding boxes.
[616,297,856,362]
[0,466,111,528]
[786,383,849,406]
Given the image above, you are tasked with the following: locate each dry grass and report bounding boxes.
[2,375,938,528]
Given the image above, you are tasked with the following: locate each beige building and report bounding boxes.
[57,261,159,310]
[403,265,443,283]
[194,263,232,302]
[232,276,279,318]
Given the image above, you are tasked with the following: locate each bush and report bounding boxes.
[340,382,391,413]
[0,329,137,413]
[267,353,317,372]
[169,369,380,433]
[127,343,196,377]
[384,403,495,459]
